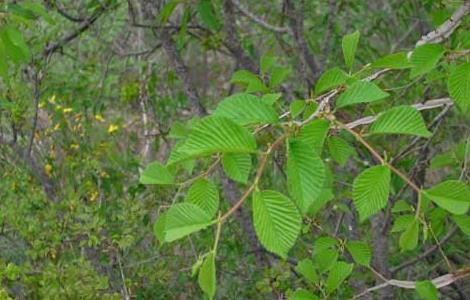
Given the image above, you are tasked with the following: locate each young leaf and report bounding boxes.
[410,44,445,79]
[327,136,356,166]
[391,214,415,233]
[140,161,175,185]
[391,200,413,213]
[158,0,181,24]
[252,190,301,258]
[230,70,267,93]
[197,0,221,32]
[342,31,360,70]
[213,93,278,125]
[423,180,470,215]
[289,289,319,300]
[287,139,326,214]
[153,213,167,243]
[314,250,338,273]
[270,66,291,87]
[369,106,431,137]
[336,81,389,108]
[186,178,219,218]
[346,241,371,266]
[222,153,252,184]
[371,52,412,69]
[178,116,257,157]
[198,252,216,299]
[261,93,282,105]
[325,261,353,293]
[297,119,330,155]
[290,100,306,118]
[399,219,419,251]
[260,54,276,74]
[448,62,470,112]
[451,215,470,236]
[415,280,438,300]
[295,259,319,284]
[315,67,349,94]
[163,203,212,242]
[352,165,391,222]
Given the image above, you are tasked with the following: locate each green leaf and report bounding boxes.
[222,153,252,184]
[158,0,181,24]
[424,180,470,215]
[270,66,291,87]
[346,241,371,266]
[153,213,167,243]
[252,190,301,258]
[140,161,175,185]
[186,178,219,218]
[297,119,330,155]
[315,67,349,94]
[352,165,391,222]
[0,39,8,79]
[452,215,470,236]
[369,106,431,137]
[448,62,470,112]
[342,31,360,70]
[399,219,419,251]
[198,252,216,299]
[391,214,415,233]
[178,116,257,157]
[231,70,267,93]
[0,25,30,64]
[163,203,212,242]
[415,280,438,300]
[261,93,282,105]
[327,136,356,166]
[314,250,338,273]
[371,52,412,69]
[197,0,221,31]
[289,289,319,300]
[410,44,445,79]
[325,261,353,293]
[260,54,276,74]
[314,236,337,253]
[392,200,413,213]
[213,93,278,125]
[336,81,389,108]
[287,139,326,214]
[295,259,319,284]
[290,100,305,118]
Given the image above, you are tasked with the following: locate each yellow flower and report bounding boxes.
[95,114,105,122]
[49,95,56,104]
[63,107,73,113]
[90,190,99,202]
[107,124,119,134]
[70,144,79,150]
[44,164,53,176]
[53,123,60,131]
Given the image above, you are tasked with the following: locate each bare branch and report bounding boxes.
[416,1,470,46]
[230,0,290,34]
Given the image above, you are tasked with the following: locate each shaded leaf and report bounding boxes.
[326,261,353,293]
[198,252,216,299]
[342,31,360,70]
[163,203,212,242]
[391,214,415,233]
[289,289,319,300]
[346,241,371,266]
[399,219,419,251]
[297,119,330,155]
[328,136,356,166]
[371,52,412,69]
[295,259,319,284]
[452,215,470,236]
[415,280,438,300]
[315,67,349,94]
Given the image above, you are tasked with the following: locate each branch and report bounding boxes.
[391,227,458,274]
[230,0,290,34]
[416,1,470,46]
[353,266,470,299]
[344,98,453,129]
[43,2,111,58]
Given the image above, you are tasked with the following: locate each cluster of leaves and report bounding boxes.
[140,28,470,298]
